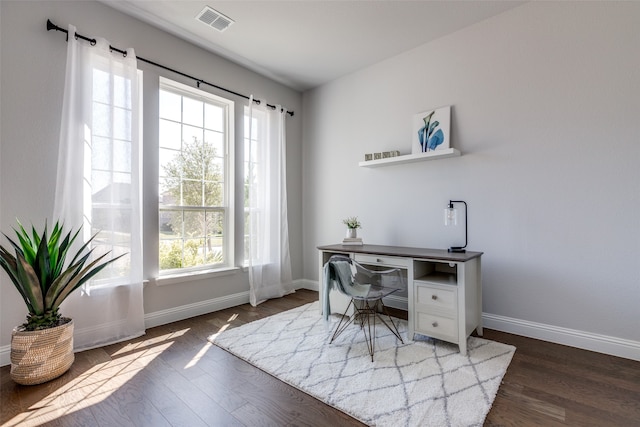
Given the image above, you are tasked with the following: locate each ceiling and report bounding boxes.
[103,1,524,92]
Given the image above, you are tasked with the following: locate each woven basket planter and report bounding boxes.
[10,319,75,385]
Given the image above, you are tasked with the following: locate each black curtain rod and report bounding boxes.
[46,19,294,117]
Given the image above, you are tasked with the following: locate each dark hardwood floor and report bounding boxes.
[1,289,638,426]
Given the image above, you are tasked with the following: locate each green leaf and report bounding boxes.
[48,222,62,278]
[0,248,36,314]
[15,252,44,315]
[51,252,125,309]
[67,228,89,267]
[35,225,52,294]
[13,225,36,265]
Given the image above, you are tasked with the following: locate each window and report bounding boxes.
[158,78,234,273]
[87,67,142,287]
[243,106,264,265]
[243,108,255,264]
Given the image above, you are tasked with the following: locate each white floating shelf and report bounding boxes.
[359,148,461,168]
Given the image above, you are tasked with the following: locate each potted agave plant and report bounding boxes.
[0,220,122,385]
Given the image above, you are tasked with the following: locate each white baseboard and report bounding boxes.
[145,280,314,330]
[294,278,318,291]
[0,345,8,368]
[144,291,250,329]
[482,313,640,361]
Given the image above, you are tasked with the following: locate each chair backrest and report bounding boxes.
[325,255,405,299]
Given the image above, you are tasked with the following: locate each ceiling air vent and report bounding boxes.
[196,6,234,32]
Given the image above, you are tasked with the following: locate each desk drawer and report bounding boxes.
[354,254,412,268]
[415,312,457,342]
[415,283,457,313]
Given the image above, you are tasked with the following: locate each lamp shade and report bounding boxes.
[444,203,457,226]
[444,200,467,252]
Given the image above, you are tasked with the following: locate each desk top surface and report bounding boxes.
[317,243,483,262]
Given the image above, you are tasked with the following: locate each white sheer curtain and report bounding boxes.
[53,25,144,350]
[246,97,294,306]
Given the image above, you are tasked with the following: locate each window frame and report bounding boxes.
[157,77,235,276]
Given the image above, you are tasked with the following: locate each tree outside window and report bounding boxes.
[158,79,233,272]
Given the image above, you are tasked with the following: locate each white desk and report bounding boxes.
[318,244,483,355]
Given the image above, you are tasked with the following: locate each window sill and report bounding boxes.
[152,266,241,287]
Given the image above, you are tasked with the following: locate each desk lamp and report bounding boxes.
[444,200,467,253]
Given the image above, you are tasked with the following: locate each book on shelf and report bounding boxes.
[342,237,363,246]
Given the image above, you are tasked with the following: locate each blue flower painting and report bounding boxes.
[413,106,451,154]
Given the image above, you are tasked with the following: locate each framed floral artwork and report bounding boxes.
[412,106,451,154]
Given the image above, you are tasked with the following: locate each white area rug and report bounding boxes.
[209,302,515,427]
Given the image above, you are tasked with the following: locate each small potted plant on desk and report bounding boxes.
[0,220,123,385]
[342,216,364,246]
[342,216,362,239]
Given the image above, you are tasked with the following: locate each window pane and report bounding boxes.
[204,182,224,206]
[160,209,181,237]
[113,74,132,109]
[183,125,203,147]
[205,103,224,131]
[183,239,205,267]
[160,90,181,121]
[205,210,224,264]
[159,119,182,150]
[92,136,112,171]
[93,69,110,104]
[160,147,181,180]
[206,210,224,237]
[212,156,225,178]
[159,239,183,270]
[205,130,224,156]
[92,170,112,198]
[184,210,204,237]
[183,97,203,127]
[113,107,132,141]
[92,102,112,138]
[113,140,131,173]
[182,179,202,206]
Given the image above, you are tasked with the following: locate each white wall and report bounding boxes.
[303,2,640,357]
[0,1,303,356]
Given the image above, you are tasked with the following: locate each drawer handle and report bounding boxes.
[432,321,438,328]
[431,295,438,300]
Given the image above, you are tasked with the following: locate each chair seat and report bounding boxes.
[350,284,400,301]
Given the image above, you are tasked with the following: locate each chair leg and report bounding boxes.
[330,298,403,362]
[330,299,357,343]
[375,300,404,344]
[354,299,380,362]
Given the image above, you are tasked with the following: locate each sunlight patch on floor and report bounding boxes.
[206,322,230,341]
[184,342,212,369]
[5,330,182,427]
[109,328,190,357]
